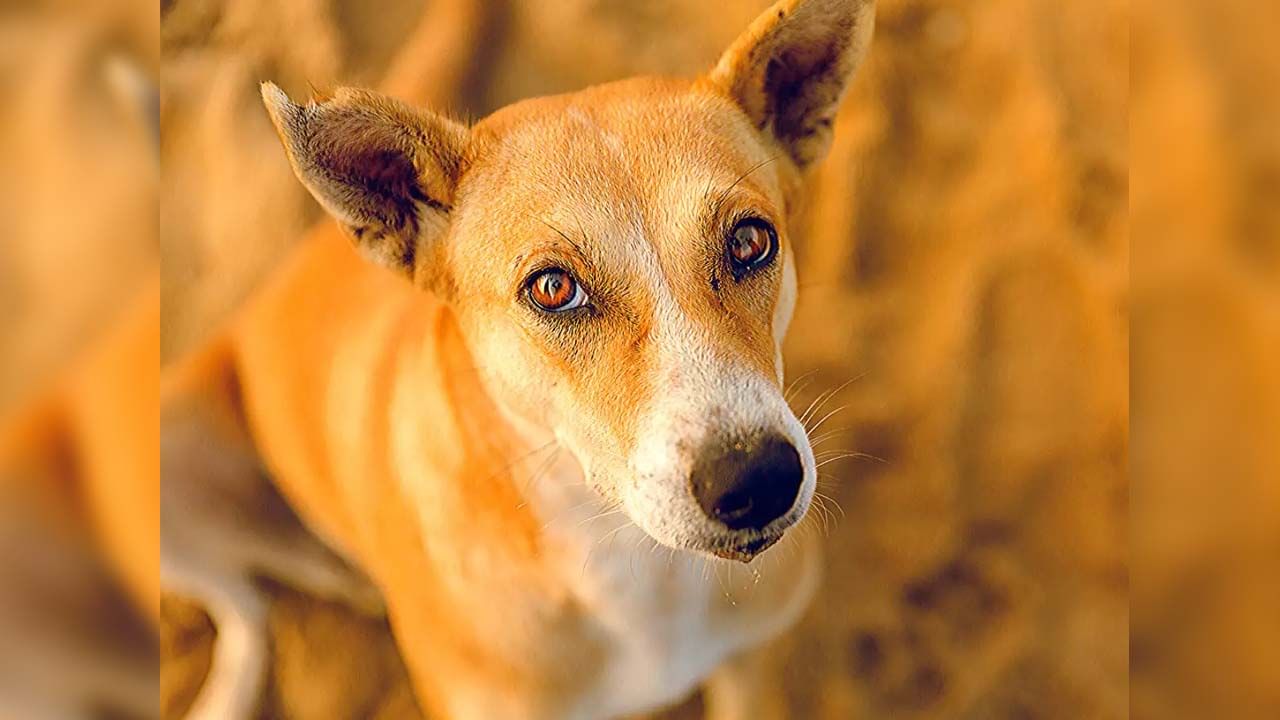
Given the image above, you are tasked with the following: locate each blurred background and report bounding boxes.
[0,0,1275,718]
[0,0,158,718]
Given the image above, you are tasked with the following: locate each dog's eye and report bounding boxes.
[727,218,777,273]
[527,268,588,312]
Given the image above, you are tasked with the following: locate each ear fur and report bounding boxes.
[711,0,875,169]
[260,83,468,278]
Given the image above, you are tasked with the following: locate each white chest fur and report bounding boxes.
[532,459,820,719]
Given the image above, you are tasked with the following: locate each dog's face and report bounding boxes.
[451,82,810,559]
[264,0,875,561]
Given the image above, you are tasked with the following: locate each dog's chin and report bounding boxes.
[639,525,788,564]
[627,494,811,564]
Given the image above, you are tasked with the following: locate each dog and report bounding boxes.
[161,0,875,717]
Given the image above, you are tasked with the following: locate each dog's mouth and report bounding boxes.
[709,532,782,562]
[699,487,812,562]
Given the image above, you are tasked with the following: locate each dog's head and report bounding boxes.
[264,0,874,561]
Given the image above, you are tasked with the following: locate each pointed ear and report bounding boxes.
[710,0,875,169]
[260,83,468,278]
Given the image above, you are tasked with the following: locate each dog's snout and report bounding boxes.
[691,434,804,531]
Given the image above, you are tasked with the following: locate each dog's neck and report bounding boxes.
[440,328,822,717]
[448,326,645,568]
[388,304,607,564]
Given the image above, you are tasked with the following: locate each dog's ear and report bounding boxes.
[261,83,468,279]
[710,0,875,169]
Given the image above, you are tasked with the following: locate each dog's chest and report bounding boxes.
[541,516,789,718]
[505,453,818,718]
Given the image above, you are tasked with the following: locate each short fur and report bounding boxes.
[162,1,875,717]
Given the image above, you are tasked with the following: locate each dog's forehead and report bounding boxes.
[461,78,778,239]
[474,78,758,166]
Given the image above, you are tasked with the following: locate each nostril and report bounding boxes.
[692,435,805,531]
[712,487,756,525]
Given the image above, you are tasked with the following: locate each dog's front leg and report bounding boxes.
[166,569,268,720]
[702,635,791,720]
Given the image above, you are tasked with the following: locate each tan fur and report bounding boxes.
[163,1,875,717]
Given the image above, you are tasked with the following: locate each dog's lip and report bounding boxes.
[709,533,782,563]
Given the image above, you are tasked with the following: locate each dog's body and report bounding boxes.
[162,1,874,717]
[231,221,818,718]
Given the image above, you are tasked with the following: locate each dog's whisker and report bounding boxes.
[796,377,847,425]
[798,504,829,538]
[784,370,815,398]
[806,404,851,435]
[816,452,887,468]
[797,372,868,428]
[783,368,819,402]
[808,427,851,448]
[814,447,860,459]
[520,446,562,496]
[815,495,837,534]
[597,522,628,547]
[493,439,556,474]
[808,495,830,534]
[581,517,636,578]
[813,490,847,521]
[539,502,623,532]
[799,384,843,427]
[711,156,779,218]
[796,386,834,427]
[816,473,846,489]
[532,215,585,254]
[497,442,562,510]
[573,507,626,528]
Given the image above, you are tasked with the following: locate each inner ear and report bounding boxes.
[711,0,875,169]
[262,83,468,280]
[339,149,432,259]
[764,32,846,145]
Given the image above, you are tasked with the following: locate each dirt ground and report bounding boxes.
[1130,1,1280,717]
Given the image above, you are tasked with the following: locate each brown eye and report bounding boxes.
[727,218,777,273]
[527,268,588,312]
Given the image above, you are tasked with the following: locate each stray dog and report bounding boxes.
[161,0,875,717]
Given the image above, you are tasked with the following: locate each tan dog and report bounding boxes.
[162,0,875,717]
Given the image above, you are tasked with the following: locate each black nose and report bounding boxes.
[691,434,804,531]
